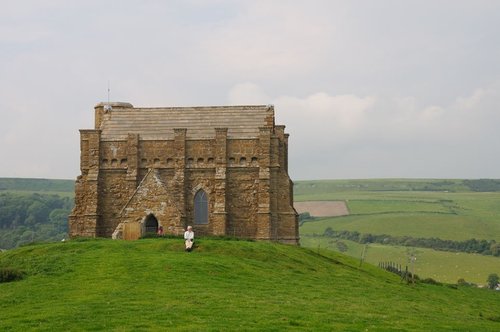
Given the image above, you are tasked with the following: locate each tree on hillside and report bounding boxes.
[490,242,500,257]
[486,273,499,289]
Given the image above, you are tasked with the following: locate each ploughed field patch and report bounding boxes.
[295,200,349,217]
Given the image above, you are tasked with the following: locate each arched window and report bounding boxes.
[194,190,208,224]
[144,214,158,234]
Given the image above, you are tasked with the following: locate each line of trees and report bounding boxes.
[322,228,500,256]
[463,179,500,192]
[0,193,73,249]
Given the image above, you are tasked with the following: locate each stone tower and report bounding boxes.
[69,102,299,244]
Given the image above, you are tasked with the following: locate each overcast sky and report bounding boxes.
[1,0,500,180]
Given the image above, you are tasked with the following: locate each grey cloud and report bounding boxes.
[1,1,500,180]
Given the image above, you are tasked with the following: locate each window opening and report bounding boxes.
[194,190,208,224]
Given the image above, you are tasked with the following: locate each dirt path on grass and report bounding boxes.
[294,201,349,217]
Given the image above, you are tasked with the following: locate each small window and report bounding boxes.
[154,158,161,166]
[197,158,204,165]
[239,157,247,166]
[207,157,214,164]
[166,158,174,166]
[194,190,208,225]
[102,159,109,166]
[251,157,258,166]
[229,157,235,166]
[187,158,194,167]
[111,159,118,167]
[120,158,127,166]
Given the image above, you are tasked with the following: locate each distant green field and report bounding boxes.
[2,190,75,198]
[0,178,74,196]
[301,236,500,285]
[296,179,500,285]
[295,180,500,241]
[301,212,500,242]
[294,178,500,196]
[1,239,500,331]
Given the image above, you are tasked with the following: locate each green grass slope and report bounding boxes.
[1,239,499,331]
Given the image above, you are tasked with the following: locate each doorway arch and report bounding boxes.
[144,214,159,234]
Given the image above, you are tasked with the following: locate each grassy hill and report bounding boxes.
[1,239,499,331]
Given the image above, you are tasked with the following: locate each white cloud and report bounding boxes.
[455,88,491,110]
[276,92,375,136]
[227,83,500,179]
[227,82,270,105]
[199,1,335,79]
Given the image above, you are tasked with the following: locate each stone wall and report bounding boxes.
[226,169,259,238]
[70,103,299,244]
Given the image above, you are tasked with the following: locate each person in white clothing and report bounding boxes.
[184,225,194,252]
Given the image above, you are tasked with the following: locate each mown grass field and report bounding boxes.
[1,239,500,331]
[296,179,500,284]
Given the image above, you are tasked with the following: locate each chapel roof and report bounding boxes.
[97,103,275,141]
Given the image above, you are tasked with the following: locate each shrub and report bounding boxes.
[421,278,441,286]
[486,273,499,289]
[457,278,476,287]
[0,267,25,283]
[336,240,348,252]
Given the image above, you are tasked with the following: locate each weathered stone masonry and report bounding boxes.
[69,102,299,244]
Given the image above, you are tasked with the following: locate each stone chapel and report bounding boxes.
[69,102,299,244]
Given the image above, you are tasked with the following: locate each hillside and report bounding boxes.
[1,239,499,331]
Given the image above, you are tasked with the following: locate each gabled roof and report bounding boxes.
[98,104,274,141]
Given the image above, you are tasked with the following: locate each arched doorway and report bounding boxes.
[144,214,159,234]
